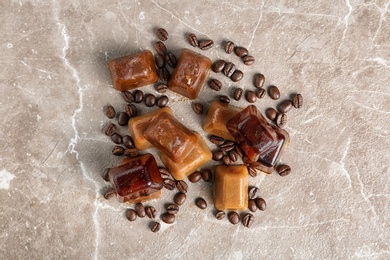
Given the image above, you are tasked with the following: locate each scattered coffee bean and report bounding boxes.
[242,213,254,228]
[174,192,186,206]
[191,102,203,114]
[154,41,167,55]
[104,123,117,136]
[124,147,139,157]
[156,27,168,41]
[220,142,234,153]
[144,93,156,107]
[222,155,231,165]
[199,39,214,50]
[276,164,291,176]
[292,93,303,108]
[230,70,244,82]
[145,206,157,219]
[254,73,265,89]
[155,54,165,68]
[219,95,230,104]
[275,113,287,128]
[126,209,137,221]
[188,171,202,183]
[156,95,169,107]
[161,212,175,224]
[125,104,137,117]
[156,83,168,93]
[201,169,212,182]
[248,199,257,212]
[122,91,134,103]
[102,168,110,181]
[187,33,198,47]
[256,88,266,98]
[233,88,243,101]
[150,221,160,232]
[104,189,116,200]
[166,203,179,214]
[255,198,267,211]
[278,100,293,113]
[159,168,172,179]
[209,78,222,91]
[242,55,255,65]
[234,46,249,58]
[220,140,235,147]
[212,60,226,73]
[248,166,257,177]
[112,145,125,156]
[229,150,239,162]
[225,41,235,54]
[213,150,224,161]
[104,105,116,119]
[268,85,280,100]
[248,187,259,199]
[265,108,277,121]
[164,52,177,68]
[176,180,188,193]
[215,211,226,220]
[111,133,122,144]
[209,135,225,146]
[163,178,176,190]
[157,67,170,82]
[246,90,257,103]
[234,145,244,157]
[118,112,129,126]
[122,135,134,148]
[133,90,144,103]
[195,197,207,209]
[223,62,236,77]
[135,203,145,218]
[228,211,240,224]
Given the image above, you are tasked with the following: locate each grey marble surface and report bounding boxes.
[1,0,389,259]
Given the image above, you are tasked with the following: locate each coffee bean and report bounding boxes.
[156,95,168,107]
[135,203,145,218]
[213,150,224,161]
[145,206,157,219]
[292,93,303,108]
[104,123,117,136]
[111,133,122,144]
[122,135,134,148]
[248,166,257,177]
[150,221,160,232]
[225,41,235,54]
[176,180,188,193]
[268,85,280,100]
[133,90,144,103]
[215,211,226,220]
[248,199,257,212]
[155,54,165,68]
[104,105,116,119]
[265,108,277,121]
[163,179,176,190]
[118,112,129,126]
[126,209,137,221]
[222,155,231,165]
[191,102,203,114]
[199,39,214,50]
[220,143,234,153]
[102,168,110,181]
[246,90,257,103]
[228,211,240,224]
[187,33,198,47]
[112,145,125,156]
[275,113,287,128]
[156,27,168,41]
[144,93,156,107]
[166,203,179,214]
[276,164,291,176]
[154,41,167,55]
[255,198,267,211]
[124,147,139,157]
[233,88,243,101]
[254,73,265,89]
[234,47,248,58]
[248,187,259,199]
[121,91,134,103]
[242,55,255,65]
[164,52,177,68]
[242,213,254,228]
[220,140,235,149]
[234,145,244,157]
[156,83,168,93]
[104,188,116,200]
[256,88,266,98]
[209,135,225,146]
[230,70,243,82]
[212,60,226,73]
[229,150,239,162]
[195,197,207,209]
[157,67,170,82]
[125,104,137,117]
[278,100,293,113]
[201,169,212,182]
[159,168,172,179]
[161,212,175,224]
[209,78,222,91]
[188,171,202,183]
[174,192,186,206]
[219,95,230,104]
[223,62,236,77]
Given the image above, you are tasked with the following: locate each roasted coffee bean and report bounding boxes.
[223,62,236,77]
[242,213,254,227]
[166,203,179,214]
[229,150,239,162]
[150,221,160,232]
[125,104,137,117]
[230,70,244,82]
[278,100,293,113]
[188,171,202,183]
[212,60,226,73]
[102,168,110,181]
[135,203,145,218]
[233,88,243,101]
[213,150,224,161]
[234,145,244,157]
[234,47,248,57]
[265,108,277,121]
[122,91,134,103]
[248,199,257,212]
[220,143,234,153]
[248,187,259,199]
[215,211,226,220]
[144,93,156,107]
[222,155,231,165]
[156,27,168,41]
[191,102,203,114]
[209,78,222,91]
[124,147,139,157]
[174,192,187,206]
[219,95,230,104]
[122,135,134,148]
[256,88,266,98]
[255,198,267,211]
[154,41,167,55]
[118,112,129,126]
[111,133,122,144]
[157,67,170,82]
[209,135,225,146]
[126,209,137,221]
[145,206,157,219]
[187,33,198,47]
[246,90,257,103]
[161,212,175,224]
[248,166,257,177]
[164,52,177,68]
[104,188,116,200]
[201,169,212,182]
[134,90,144,103]
[292,93,303,108]
[104,105,116,119]
[156,95,169,107]
[163,178,176,190]
[276,164,291,176]
[105,123,117,136]
[156,83,168,93]
[176,180,188,193]
[199,39,214,50]
[276,113,287,128]
[159,168,172,179]
[195,197,207,209]
[225,41,235,54]
[112,145,125,156]
[155,54,165,68]
[220,140,235,148]
[254,73,265,89]
[242,55,255,65]
[268,85,280,100]
[228,211,240,224]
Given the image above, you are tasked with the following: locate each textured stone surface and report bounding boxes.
[1,1,389,259]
